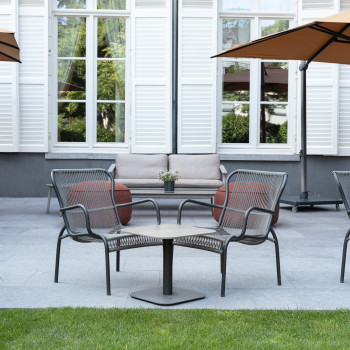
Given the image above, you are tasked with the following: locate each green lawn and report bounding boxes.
[1,308,350,349]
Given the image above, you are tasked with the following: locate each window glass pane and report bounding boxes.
[58,102,86,142]
[260,0,290,12]
[222,103,249,143]
[260,104,287,143]
[57,0,86,8]
[223,61,250,102]
[97,103,125,142]
[260,62,288,102]
[261,62,288,102]
[222,19,250,50]
[57,60,86,100]
[222,0,252,11]
[261,19,289,37]
[97,61,125,101]
[98,18,126,58]
[58,17,86,57]
[97,0,126,10]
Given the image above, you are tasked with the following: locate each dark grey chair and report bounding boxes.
[333,171,350,283]
[51,168,162,295]
[175,169,288,297]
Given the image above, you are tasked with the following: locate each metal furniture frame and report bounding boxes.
[51,168,162,295]
[175,169,288,297]
[121,224,215,306]
[333,171,350,283]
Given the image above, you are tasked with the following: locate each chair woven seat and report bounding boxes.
[51,168,162,295]
[175,169,288,297]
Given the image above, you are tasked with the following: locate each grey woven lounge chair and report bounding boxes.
[175,169,288,297]
[51,168,162,295]
[333,171,350,283]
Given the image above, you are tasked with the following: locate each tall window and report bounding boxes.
[219,1,294,153]
[54,0,128,150]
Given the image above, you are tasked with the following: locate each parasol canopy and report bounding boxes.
[0,28,21,63]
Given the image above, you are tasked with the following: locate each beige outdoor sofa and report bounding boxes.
[108,154,227,190]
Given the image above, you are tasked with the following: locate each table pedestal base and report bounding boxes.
[131,287,205,306]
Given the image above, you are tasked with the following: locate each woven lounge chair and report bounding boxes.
[175,169,288,297]
[333,171,350,283]
[51,168,162,295]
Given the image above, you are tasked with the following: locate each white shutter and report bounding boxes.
[300,5,338,155]
[131,1,172,153]
[306,62,338,155]
[338,65,350,155]
[177,0,217,153]
[18,1,48,152]
[0,1,19,152]
[302,0,334,9]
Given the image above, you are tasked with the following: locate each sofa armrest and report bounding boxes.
[219,164,227,183]
[108,163,116,177]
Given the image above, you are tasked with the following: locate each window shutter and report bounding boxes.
[338,65,350,155]
[18,0,48,152]
[177,0,217,154]
[0,1,19,152]
[306,62,338,155]
[131,1,172,153]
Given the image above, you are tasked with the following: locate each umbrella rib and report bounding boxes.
[0,50,21,63]
[302,23,350,69]
[0,39,20,50]
[311,23,350,42]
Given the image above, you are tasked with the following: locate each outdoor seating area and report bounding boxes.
[2,194,350,309]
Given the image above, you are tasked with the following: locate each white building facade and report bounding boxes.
[1,0,350,197]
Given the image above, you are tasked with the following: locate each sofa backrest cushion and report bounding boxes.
[115,154,167,179]
[169,154,221,180]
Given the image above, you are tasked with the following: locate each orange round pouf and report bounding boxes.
[67,181,132,225]
[213,182,279,225]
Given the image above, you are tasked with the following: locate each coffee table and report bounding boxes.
[121,223,215,306]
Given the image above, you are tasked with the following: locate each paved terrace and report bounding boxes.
[0,197,349,310]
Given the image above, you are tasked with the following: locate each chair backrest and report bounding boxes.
[333,171,350,214]
[219,169,287,237]
[51,168,121,235]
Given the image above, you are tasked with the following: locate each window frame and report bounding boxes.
[217,7,297,155]
[50,2,130,153]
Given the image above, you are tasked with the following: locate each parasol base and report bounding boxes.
[280,195,343,213]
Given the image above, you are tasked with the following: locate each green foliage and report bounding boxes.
[222,112,249,143]
[2,308,350,349]
[261,121,288,144]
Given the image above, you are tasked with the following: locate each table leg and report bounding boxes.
[130,238,205,306]
[163,239,173,295]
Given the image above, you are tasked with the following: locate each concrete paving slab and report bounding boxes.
[0,197,350,309]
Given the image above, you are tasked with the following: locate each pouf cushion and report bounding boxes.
[67,181,132,226]
[213,182,279,225]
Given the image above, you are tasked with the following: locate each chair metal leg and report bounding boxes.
[116,251,120,272]
[54,226,66,283]
[103,241,111,295]
[340,228,350,283]
[221,250,227,297]
[270,228,281,286]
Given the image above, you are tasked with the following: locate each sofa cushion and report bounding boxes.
[115,154,167,179]
[169,154,221,180]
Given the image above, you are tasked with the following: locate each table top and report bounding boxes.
[129,188,217,197]
[121,223,215,239]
